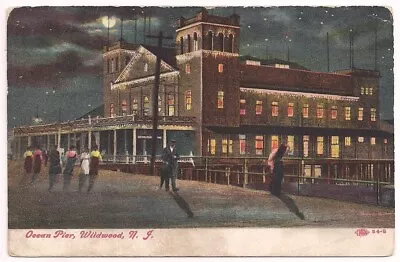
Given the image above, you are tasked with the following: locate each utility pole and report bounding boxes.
[147,31,173,176]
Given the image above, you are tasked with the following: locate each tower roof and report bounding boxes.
[177,8,240,30]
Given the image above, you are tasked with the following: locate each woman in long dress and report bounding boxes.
[62,145,77,191]
[20,147,33,185]
[78,147,90,192]
[48,145,62,192]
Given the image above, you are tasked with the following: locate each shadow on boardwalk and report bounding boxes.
[169,192,194,218]
[278,194,305,220]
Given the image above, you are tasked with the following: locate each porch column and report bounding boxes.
[54,134,57,147]
[57,129,61,149]
[67,133,70,150]
[124,130,129,163]
[132,128,137,163]
[27,136,31,147]
[113,129,117,163]
[163,128,167,149]
[16,136,21,160]
[95,132,100,149]
[88,130,92,151]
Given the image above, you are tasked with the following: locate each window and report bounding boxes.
[209,139,216,155]
[168,93,175,116]
[255,135,264,155]
[218,64,224,73]
[317,137,324,155]
[144,63,148,72]
[217,91,224,109]
[110,103,115,117]
[185,90,192,110]
[143,96,150,116]
[371,108,376,121]
[303,104,309,118]
[345,106,351,120]
[358,107,363,121]
[272,102,279,116]
[187,34,191,52]
[271,135,279,150]
[217,33,224,51]
[345,137,351,146]
[361,87,365,95]
[185,64,191,74]
[193,32,198,51]
[222,138,228,154]
[303,135,309,157]
[111,58,115,72]
[371,137,376,145]
[256,100,263,115]
[317,104,324,118]
[384,138,388,144]
[358,137,364,143]
[287,135,294,155]
[207,31,213,50]
[158,96,162,113]
[287,103,294,117]
[331,136,339,158]
[369,87,373,95]
[331,106,337,120]
[180,36,184,54]
[227,34,234,52]
[239,134,246,155]
[121,99,127,115]
[240,99,246,115]
[132,98,138,115]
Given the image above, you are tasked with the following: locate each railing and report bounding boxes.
[100,155,394,206]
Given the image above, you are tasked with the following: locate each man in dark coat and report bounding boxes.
[62,145,78,191]
[161,139,180,192]
[48,145,62,192]
[268,142,290,197]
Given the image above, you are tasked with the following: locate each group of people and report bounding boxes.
[22,144,103,193]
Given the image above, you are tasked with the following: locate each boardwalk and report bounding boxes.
[8,161,394,229]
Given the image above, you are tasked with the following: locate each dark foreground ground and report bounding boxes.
[8,161,394,228]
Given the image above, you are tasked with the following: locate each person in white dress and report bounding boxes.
[78,147,90,192]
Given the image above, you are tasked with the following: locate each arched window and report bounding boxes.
[227,34,234,52]
[143,96,150,116]
[180,36,184,54]
[132,98,138,115]
[217,33,224,52]
[187,34,191,52]
[168,93,175,116]
[207,31,213,50]
[121,100,127,115]
[193,32,198,51]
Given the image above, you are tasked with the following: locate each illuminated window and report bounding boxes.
[132,98,138,115]
[239,134,246,155]
[317,104,324,118]
[255,135,264,155]
[185,64,191,74]
[369,87,373,95]
[361,87,365,95]
[144,63,148,72]
[303,104,309,118]
[287,135,294,155]
[218,64,224,73]
[110,103,115,117]
[210,139,216,155]
[217,91,224,109]
[111,58,115,72]
[229,139,233,155]
[371,137,376,145]
[345,106,351,120]
[345,137,351,146]
[240,99,246,115]
[288,103,294,117]
[121,99,127,115]
[384,138,388,144]
[271,135,279,151]
[185,91,192,110]
[317,137,324,155]
[272,102,279,116]
[168,93,175,116]
[303,135,309,157]
[222,138,228,154]
[143,96,150,116]
[358,137,364,143]
[331,106,337,120]
[358,107,363,121]
[331,136,339,158]
[158,96,162,113]
[256,100,263,115]
[371,108,376,121]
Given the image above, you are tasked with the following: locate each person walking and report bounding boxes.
[161,139,180,192]
[31,145,43,185]
[48,145,62,192]
[268,142,290,197]
[78,147,90,192]
[87,145,102,193]
[62,145,78,191]
[20,146,33,185]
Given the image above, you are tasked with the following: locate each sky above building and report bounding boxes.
[6,6,394,128]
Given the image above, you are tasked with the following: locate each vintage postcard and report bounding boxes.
[5,1,395,257]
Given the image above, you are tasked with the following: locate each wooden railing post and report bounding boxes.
[243,158,248,188]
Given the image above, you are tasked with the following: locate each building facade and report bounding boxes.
[12,9,393,161]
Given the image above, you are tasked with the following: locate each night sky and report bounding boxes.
[6,5,394,129]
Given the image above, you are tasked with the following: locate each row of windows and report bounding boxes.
[109,91,193,117]
[360,86,375,96]
[207,135,388,157]
[218,93,377,121]
[185,63,223,74]
[179,32,235,54]
[106,56,131,74]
